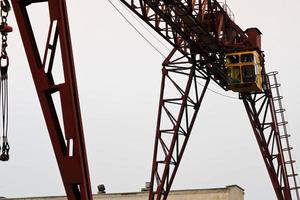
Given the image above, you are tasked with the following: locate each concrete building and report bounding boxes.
[5,185,244,200]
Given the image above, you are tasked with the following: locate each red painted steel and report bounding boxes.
[11,0,92,199]
[241,70,292,200]
[9,0,299,199]
[120,0,299,199]
[242,70,300,199]
[149,47,210,199]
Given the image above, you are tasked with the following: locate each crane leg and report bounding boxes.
[241,73,292,200]
[149,48,210,200]
[11,0,92,200]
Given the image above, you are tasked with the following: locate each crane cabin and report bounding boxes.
[225,51,263,92]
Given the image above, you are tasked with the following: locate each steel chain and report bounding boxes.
[0,0,10,161]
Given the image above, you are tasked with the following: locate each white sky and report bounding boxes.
[1,0,300,200]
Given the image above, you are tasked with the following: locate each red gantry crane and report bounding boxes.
[1,0,299,200]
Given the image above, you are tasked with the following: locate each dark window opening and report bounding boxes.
[226,55,239,64]
[241,54,254,63]
[242,65,256,83]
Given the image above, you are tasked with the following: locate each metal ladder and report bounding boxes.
[268,71,300,199]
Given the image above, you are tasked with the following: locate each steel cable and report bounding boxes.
[107,0,238,100]
[107,0,166,58]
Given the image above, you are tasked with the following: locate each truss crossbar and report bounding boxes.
[149,47,210,200]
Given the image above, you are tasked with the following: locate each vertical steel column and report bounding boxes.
[149,48,210,200]
[11,0,92,200]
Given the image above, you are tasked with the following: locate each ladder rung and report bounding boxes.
[285,160,296,164]
[273,96,283,101]
[276,108,286,113]
[267,71,279,76]
[278,121,288,126]
[280,134,291,139]
[270,83,281,88]
[288,173,298,177]
[283,147,293,151]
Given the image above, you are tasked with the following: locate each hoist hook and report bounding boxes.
[0,54,8,77]
[0,137,9,161]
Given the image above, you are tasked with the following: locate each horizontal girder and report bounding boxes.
[120,0,257,90]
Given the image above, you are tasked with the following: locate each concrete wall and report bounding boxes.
[6,185,244,200]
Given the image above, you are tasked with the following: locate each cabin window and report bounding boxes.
[226,55,239,64]
[241,54,254,63]
[242,65,256,83]
[228,66,241,84]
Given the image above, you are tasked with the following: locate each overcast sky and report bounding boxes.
[1,0,300,200]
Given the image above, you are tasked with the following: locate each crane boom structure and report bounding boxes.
[120,0,254,91]
[119,0,300,200]
[9,0,300,200]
